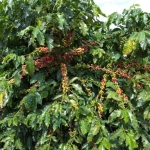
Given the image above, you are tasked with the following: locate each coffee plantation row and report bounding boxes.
[0,0,150,149]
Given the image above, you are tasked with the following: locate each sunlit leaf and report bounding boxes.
[80,21,88,36]
[26,58,34,76]
[80,119,90,135]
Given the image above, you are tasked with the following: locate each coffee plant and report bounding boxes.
[0,0,150,149]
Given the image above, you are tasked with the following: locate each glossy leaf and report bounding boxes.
[26,58,35,76]
[102,138,110,150]
[80,119,90,135]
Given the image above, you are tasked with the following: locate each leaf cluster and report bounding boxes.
[0,1,150,150]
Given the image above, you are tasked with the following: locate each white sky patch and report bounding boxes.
[137,0,150,12]
[94,0,150,16]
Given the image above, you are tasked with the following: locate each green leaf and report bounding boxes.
[109,127,123,140]
[35,92,42,105]
[130,4,140,8]
[14,72,21,86]
[121,109,129,123]
[14,56,25,68]
[134,74,143,80]
[37,144,51,150]
[80,119,90,135]
[143,106,150,119]
[41,104,51,117]
[112,52,121,61]
[30,71,45,84]
[72,145,79,150]
[53,94,62,100]
[3,90,10,107]
[70,99,78,110]
[2,53,16,65]
[144,30,150,45]
[78,106,91,116]
[8,118,13,127]
[80,21,88,36]
[90,123,100,136]
[107,91,122,101]
[46,35,54,51]
[69,77,79,84]
[53,119,61,131]
[143,14,148,24]
[98,144,105,150]
[102,138,110,150]
[27,136,32,149]
[92,4,106,17]
[137,90,150,101]
[138,31,147,50]
[106,81,116,90]
[7,0,14,9]
[40,91,48,98]
[142,135,150,149]
[26,58,34,76]
[93,57,97,64]
[44,111,50,127]
[25,113,37,127]
[107,12,118,28]
[122,33,138,56]
[32,27,39,38]
[13,116,18,126]
[91,48,105,58]
[59,143,66,150]
[57,14,66,30]
[23,93,37,110]
[15,138,22,150]
[127,110,138,128]
[108,109,121,122]
[87,122,100,142]
[39,134,48,145]
[125,132,138,150]
[71,84,84,94]
[37,30,45,45]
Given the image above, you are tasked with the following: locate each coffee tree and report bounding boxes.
[0,0,150,149]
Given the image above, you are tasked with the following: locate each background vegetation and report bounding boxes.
[0,0,150,149]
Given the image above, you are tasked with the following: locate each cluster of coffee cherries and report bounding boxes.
[34,45,88,70]
[20,44,89,80]
[88,64,131,79]
[61,63,69,94]
[99,74,107,101]
[97,74,107,117]
[118,60,150,72]
[82,40,99,46]
[21,65,27,78]
[97,102,103,117]
[34,55,55,70]
[79,79,92,97]
[62,46,88,61]
[111,74,128,101]
[144,65,150,72]
[118,61,140,69]
[9,78,15,84]
[37,46,49,53]
[62,33,74,47]
[115,68,131,79]
[136,83,142,89]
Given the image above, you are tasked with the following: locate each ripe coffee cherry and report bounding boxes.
[62,76,69,94]
[61,63,67,77]
[21,65,27,77]
[38,47,49,53]
[137,84,142,89]
[9,79,15,84]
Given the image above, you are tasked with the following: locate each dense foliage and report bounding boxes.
[0,0,150,149]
